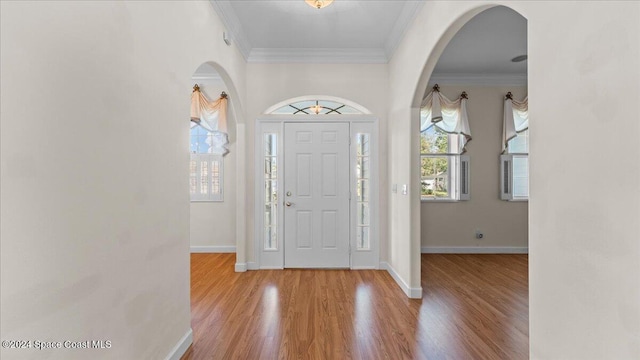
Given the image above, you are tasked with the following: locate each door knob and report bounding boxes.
[285,202,293,207]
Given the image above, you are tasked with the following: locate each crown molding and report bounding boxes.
[247,48,388,64]
[210,0,423,64]
[428,73,528,86]
[384,1,424,60]
[209,1,252,60]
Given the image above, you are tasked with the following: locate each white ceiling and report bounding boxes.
[210,0,423,63]
[209,2,527,81]
[431,6,527,83]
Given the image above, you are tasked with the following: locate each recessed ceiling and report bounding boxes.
[431,6,527,84]
[210,0,424,63]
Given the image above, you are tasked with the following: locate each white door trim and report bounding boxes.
[254,116,379,270]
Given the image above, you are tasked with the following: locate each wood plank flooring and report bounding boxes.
[181,254,528,360]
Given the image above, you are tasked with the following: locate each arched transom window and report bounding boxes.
[270,100,363,115]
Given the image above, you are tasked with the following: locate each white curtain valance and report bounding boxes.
[190,86,229,156]
[420,90,472,153]
[502,95,528,153]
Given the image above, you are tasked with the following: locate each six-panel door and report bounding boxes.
[283,122,350,268]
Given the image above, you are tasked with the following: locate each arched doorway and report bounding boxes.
[398,4,530,298]
[417,7,529,256]
[188,61,248,271]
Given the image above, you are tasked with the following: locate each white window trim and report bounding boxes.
[502,120,529,201]
[263,95,371,115]
[459,155,470,200]
[351,122,379,269]
[190,153,224,202]
[500,153,528,201]
[420,153,470,202]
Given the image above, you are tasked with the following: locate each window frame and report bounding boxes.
[501,129,529,201]
[190,153,224,202]
[190,124,225,202]
[268,99,365,115]
[420,125,469,202]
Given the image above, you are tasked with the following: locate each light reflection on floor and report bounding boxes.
[261,284,280,338]
[354,284,372,340]
[185,254,528,359]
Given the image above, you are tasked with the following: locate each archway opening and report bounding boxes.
[188,62,245,266]
[412,4,529,353]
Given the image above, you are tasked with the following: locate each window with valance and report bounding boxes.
[420,85,471,201]
[189,85,229,201]
[501,92,529,200]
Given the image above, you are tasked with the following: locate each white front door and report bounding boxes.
[283,122,350,268]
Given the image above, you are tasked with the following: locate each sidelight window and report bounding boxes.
[355,133,371,250]
[264,134,278,250]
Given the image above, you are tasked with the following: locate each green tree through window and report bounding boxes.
[421,126,452,199]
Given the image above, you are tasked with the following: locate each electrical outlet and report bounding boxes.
[475,231,484,239]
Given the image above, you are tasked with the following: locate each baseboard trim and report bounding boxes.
[379,262,422,299]
[247,262,259,270]
[351,266,378,270]
[190,246,236,253]
[421,246,529,254]
[164,328,192,360]
[235,263,247,272]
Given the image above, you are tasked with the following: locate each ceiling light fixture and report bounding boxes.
[511,55,528,62]
[305,0,334,9]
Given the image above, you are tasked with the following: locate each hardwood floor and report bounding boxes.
[181,254,528,360]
